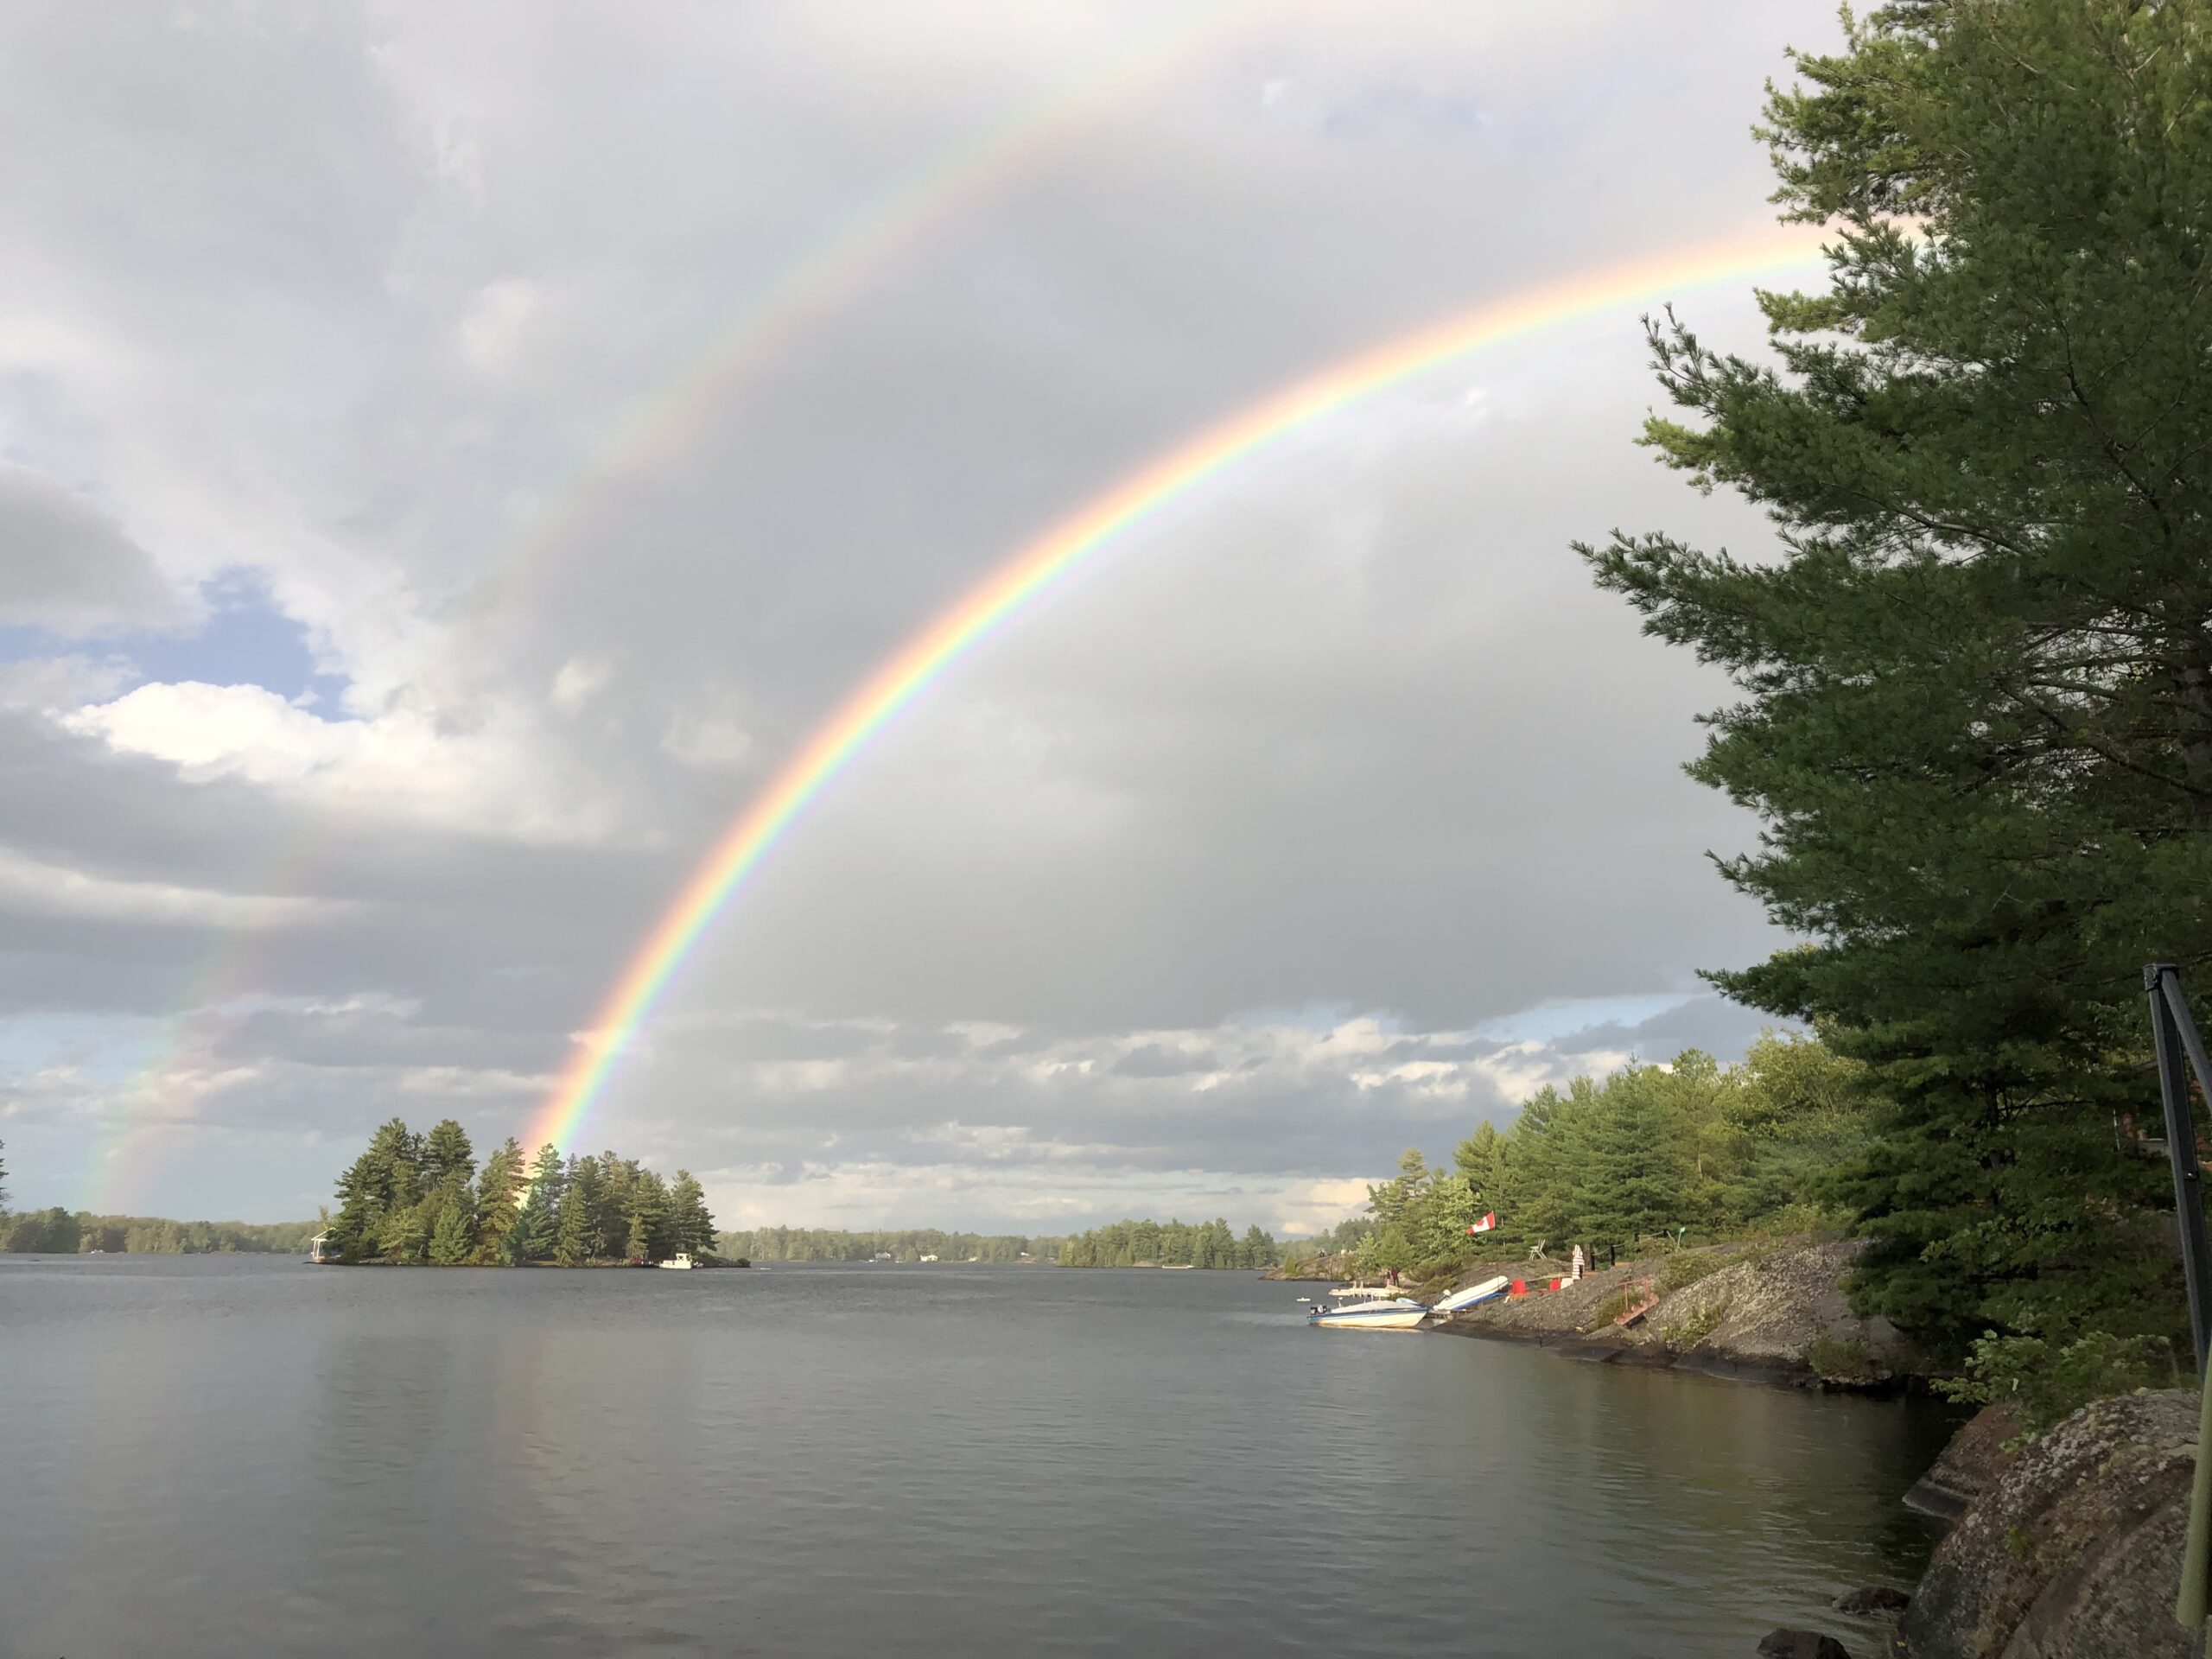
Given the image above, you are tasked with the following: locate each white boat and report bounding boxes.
[658,1253,696,1270]
[1307,1296,1430,1331]
[1432,1274,1511,1316]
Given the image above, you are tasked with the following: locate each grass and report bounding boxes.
[1584,1288,1637,1331]
[1662,1297,1728,1351]
[1807,1336,1878,1384]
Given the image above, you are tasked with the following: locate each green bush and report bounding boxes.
[1662,1298,1728,1351]
[1806,1337,1878,1384]
[1584,1289,1637,1331]
[1936,1329,2179,1440]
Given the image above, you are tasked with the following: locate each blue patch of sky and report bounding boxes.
[0,1011,168,1090]
[0,569,348,707]
[1229,1002,1369,1035]
[1475,992,1697,1046]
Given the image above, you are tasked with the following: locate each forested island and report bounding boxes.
[1056,1217,1280,1269]
[323,1119,717,1266]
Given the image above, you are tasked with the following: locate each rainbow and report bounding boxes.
[525,226,1832,1154]
[82,4,1252,1211]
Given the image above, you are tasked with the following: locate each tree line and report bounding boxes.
[3,1210,317,1255]
[0,1140,321,1254]
[718,1227,1052,1263]
[1056,1217,1280,1270]
[327,1119,715,1266]
[1551,2,2212,1423]
[1300,1033,1867,1279]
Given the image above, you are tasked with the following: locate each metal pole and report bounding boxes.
[2147,964,2212,1374]
[2149,964,2212,1630]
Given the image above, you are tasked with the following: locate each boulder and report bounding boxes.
[1905,1402,2022,1521]
[1758,1630,1854,1659]
[1901,1388,2202,1659]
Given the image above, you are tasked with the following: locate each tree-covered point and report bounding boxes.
[1057,1217,1280,1270]
[719,1228,1054,1264]
[327,1118,716,1267]
[1329,1033,1872,1281]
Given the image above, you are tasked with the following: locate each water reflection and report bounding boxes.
[1,1257,1954,1658]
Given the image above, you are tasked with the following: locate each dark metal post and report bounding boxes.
[2149,963,2212,1375]
[2147,966,2212,1630]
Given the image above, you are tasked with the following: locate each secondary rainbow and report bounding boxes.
[526,226,1832,1154]
[81,5,1252,1211]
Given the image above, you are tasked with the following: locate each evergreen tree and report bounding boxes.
[554,1181,592,1268]
[422,1119,476,1191]
[515,1143,566,1262]
[474,1138,525,1264]
[428,1193,474,1265]
[626,1173,670,1262]
[1580,0,2205,1358]
[667,1170,715,1256]
[591,1153,631,1259]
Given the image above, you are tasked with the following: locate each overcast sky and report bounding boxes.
[0,0,1843,1232]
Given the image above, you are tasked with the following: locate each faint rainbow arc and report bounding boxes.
[84,3,1253,1211]
[526,226,1831,1154]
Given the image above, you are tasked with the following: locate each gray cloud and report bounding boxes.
[0,0,1845,1224]
[0,467,184,636]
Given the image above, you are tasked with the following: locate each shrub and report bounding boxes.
[1663,1298,1728,1351]
[1936,1329,2179,1440]
[1807,1337,1878,1384]
[1584,1289,1636,1331]
[1662,1251,1732,1294]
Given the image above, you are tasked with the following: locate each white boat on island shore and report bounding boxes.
[1306,1295,1430,1331]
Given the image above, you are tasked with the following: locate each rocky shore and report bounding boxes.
[1426,1237,1926,1390]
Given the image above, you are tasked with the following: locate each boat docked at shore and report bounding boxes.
[1306,1295,1431,1331]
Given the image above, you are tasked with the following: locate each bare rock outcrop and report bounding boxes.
[1901,1388,2202,1659]
[1434,1237,1923,1388]
[1905,1403,2022,1521]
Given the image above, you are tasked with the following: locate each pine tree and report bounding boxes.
[1580,0,2205,1357]
[667,1170,715,1256]
[626,1172,670,1262]
[554,1182,591,1268]
[422,1120,476,1191]
[428,1193,474,1265]
[474,1138,525,1264]
[516,1143,566,1262]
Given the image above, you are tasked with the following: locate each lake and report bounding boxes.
[0,1255,1952,1656]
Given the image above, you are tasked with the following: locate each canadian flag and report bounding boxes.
[1467,1211,1497,1235]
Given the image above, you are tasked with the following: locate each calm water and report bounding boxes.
[0,1255,1951,1657]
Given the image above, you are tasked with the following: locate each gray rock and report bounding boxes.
[1901,1388,2202,1659]
[1834,1585,1910,1617]
[1757,1630,1853,1659]
[1905,1402,2021,1521]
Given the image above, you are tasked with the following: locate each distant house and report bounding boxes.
[918,1254,938,1262]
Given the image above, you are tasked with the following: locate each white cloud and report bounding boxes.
[59,680,617,840]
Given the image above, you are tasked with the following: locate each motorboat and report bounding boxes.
[658,1253,696,1270]
[1306,1295,1430,1331]
[1431,1274,1511,1316]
